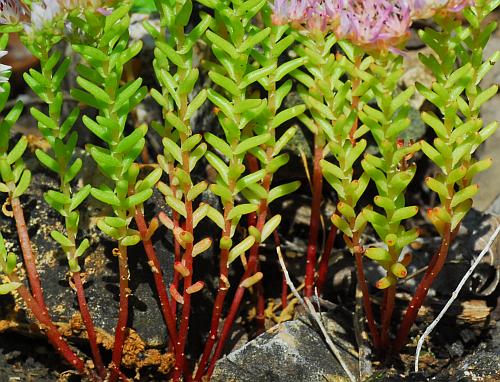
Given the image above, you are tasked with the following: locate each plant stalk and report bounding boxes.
[193,214,232,381]
[134,207,178,350]
[316,223,338,295]
[205,175,272,378]
[12,276,86,373]
[393,225,452,353]
[72,272,106,379]
[380,284,396,349]
[172,149,195,381]
[354,247,381,350]
[109,245,130,382]
[10,196,48,312]
[305,134,325,297]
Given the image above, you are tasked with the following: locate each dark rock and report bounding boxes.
[447,341,465,358]
[0,168,175,347]
[212,315,357,382]
[438,345,500,382]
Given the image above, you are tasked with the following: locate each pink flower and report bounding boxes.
[271,1,340,31]
[339,1,412,51]
[271,1,412,50]
[0,0,27,24]
[410,0,475,19]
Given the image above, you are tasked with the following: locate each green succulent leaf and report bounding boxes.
[228,236,255,265]
[0,282,21,295]
[12,169,31,198]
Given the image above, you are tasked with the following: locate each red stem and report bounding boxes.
[393,225,452,353]
[205,284,245,378]
[245,156,266,334]
[305,134,324,298]
[194,216,232,381]
[316,223,338,296]
[72,272,106,379]
[172,194,194,381]
[134,208,178,349]
[354,250,381,350]
[109,245,130,382]
[171,211,181,316]
[205,176,271,379]
[168,167,181,317]
[11,196,48,311]
[15,280,86,373]
[380,285,395,350]
[255,264,266,335]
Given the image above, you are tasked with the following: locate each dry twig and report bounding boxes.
[415,224,500,372]
[276,246,356,382]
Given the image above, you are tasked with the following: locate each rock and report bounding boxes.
[212,315,357,382]
[473,33,500,212]
[0,167,174,348]
[437,344,500,382]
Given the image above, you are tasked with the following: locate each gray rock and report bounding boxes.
[473,33,500,212]
[212,317,357,382]
[436,345,500,382]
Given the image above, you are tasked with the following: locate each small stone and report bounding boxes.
[212,318,357,382]
[447,341,465,358]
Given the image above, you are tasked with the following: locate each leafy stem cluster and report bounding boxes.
[359,54,420,348]
[0,0,498,379]
[394,0,499,352]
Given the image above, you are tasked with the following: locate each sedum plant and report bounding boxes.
[359,53,421,349]
[0,29,91,376]
[20,11,107,378]
[146,0,211,379]
[66,2,152,380]
[0,0,498,379]
[196,1,304,379]
[394,0,500,351]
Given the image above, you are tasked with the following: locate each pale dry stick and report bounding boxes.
[276,246,356,382]
[414,224,500,372]
[353,286,372,381]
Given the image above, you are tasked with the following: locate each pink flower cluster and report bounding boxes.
[410,0,474,19]
[272,0,475,49]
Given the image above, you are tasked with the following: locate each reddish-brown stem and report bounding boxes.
[193,265,228,380]
[172,180,194,381]
[72,272,106,379]
[134,208,178,349]
[171,211,181,316]
[316,223,338,296]
[11,196,47,311]
[168,166,181,317]
[194,214,232,381]
[354,250,381,350]
[205,284,245,378]
[14,279,86,373]
[255,264,266,334]
[172,210,193,381]
[380,285,395,349]
[393,225,452,353]
[305,134,325,297]
[205,176,272,379]
[109,362,131,382]
[109,245,130,382]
